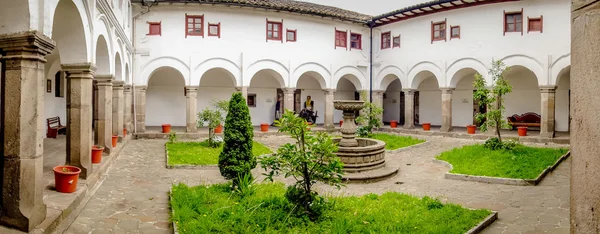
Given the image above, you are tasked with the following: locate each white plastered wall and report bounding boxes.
[417,77,441,125]
[297,75,326,124]
[452,74,475,127]
[383,79,403,123]
[146,67,186,127]
[503,67,541,124]
[555,72,570,132]
[334,77,357,123]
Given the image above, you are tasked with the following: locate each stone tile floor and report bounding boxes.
[65,134,570,234]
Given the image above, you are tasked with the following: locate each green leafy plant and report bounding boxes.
[219,92,255,186]
[197,100,229,148]
[355,90,384,137]
[259,110,344,220]
[168,132,178,144]
[232,172,256,198]
[473,59,513,143]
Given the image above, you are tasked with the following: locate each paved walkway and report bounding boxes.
[65,135,569,234]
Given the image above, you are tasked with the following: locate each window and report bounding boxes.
[286,29,296,42]
[450,26,460,39]
[247,94,257,107]
[528,16,543,33]
[350,33,361,50]
[266,20,283,41]
[504,9,523,35]
[432,20,446,42]
[208,23,220,38]
[381,32,391,49]
[335,30,347,48]
[392,35,400,48]
[147,22,161,36]
[186,14,204,37]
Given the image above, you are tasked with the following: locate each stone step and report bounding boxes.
[343,161,385,172]
[342,166,399,184]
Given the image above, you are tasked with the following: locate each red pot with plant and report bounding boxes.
[423,123,431,131]
[162,124,171,133]
[123,128,127,137]
[467,125,476,134]
[111,135,118,148]
[518,126,528,136]
[260,123,269,132]
[214,124,223,133]
[53,166,81,193]
[390,120,398,128]
[91,145,104,164]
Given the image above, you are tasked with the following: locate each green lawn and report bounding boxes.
[167,141,272,166]
[436,144,568,179]
[171,182,491,234]
[369,133,425,150]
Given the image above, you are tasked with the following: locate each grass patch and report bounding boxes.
[369,133,425,150]
[167,141,272,166]
[171,182,491,234]
[436,144,568,179]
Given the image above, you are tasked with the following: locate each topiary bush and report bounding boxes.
[218,92,255,185]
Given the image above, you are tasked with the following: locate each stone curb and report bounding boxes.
[435,151,571,186]
[135,128,339,140]
[386,140,430,153]
[169,187,180,234]
[377,128,570,145]
[466,211,498,234]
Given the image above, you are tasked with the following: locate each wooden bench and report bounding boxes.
[47,117,67,138]
[507,112,541,130]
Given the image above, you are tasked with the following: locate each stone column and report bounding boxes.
[186,86,198,132]
[571,1,600,231]
[373,90,385,126]
[235,86,248,100]
[539,86,556,138]
[403,89,416,129]
[323,89,335,129]
[95,75,113,154]
[0,31,54,232]
[134,86,147,133]
[441,88,454,132]
[123,85,132,135]
[112,81,124,141]
[283,88,295,112]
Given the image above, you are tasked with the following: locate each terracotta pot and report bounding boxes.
[260,123,269,132]
[340,120,343,126]
[518,126,528,136]
[53,166,81,193]
[91,146,103,164]
[467,125,476,134]
[162,124,171,133]
[390,120,398,128]
[123,128,127,137]
[423,123,431,131]
[112,135,118,148]
[214,124,223,134]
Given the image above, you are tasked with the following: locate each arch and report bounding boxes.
[140,56,191,85]
[0,1,31,34]
[49,0,91,63]
[95,35,111,75]
[333,66,365,90]
[146,67,186,127]
[295,71,328,90]
[376,65,406,90]
[125,63,130,83]
[193,57,241,86]
[115,52,123,81]
[292,62,331,89]
[499,54,544,85]
[446,58,489,87]
[246,59,289,87]
[550,54,571,85]
[408,62,443,89]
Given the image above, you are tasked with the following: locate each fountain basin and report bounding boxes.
[333,138,386,173]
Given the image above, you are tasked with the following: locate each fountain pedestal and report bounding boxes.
[340,110,359,147]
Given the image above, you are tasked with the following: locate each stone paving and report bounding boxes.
[65,134,570,234]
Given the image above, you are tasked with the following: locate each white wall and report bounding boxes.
[334,77,357,123]
[556,73,570,132]
[418,77,441,125]
[452,75,475,127]
[383,79,402,123]
[503,68,541,124]
[297,75,325,124]
[145,68,186,127]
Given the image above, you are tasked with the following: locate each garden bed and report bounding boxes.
[435,144,569,185]
[166,141,272,168]
[368,133,426,151]
[170,182,495,234]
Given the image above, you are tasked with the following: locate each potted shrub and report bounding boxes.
[467,125,477,134]
[53,165,81,193]
[111,135,118,148]
[198,99,228,147]
[162,124,171,133]
[91,145,104,164]
[423,122,431,131]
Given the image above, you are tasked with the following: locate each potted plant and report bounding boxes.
[53,165,81,193]
[422,122,431,131]
[91,145,104,164]
[162,124,171,133]
[390,120,398,128]
[214,100,229,134]
[467,125,477,134]
[517,126,528,136]
[198,100,228,148]
[111,135,118,148]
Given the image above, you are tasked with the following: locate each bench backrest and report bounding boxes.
[512,112,541,123]
[47,117,62,128]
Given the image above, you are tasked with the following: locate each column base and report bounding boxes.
[540,131,555,138]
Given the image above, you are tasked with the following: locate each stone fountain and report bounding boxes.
[333,100,399,183]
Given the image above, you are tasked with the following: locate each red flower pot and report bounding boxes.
[214,124,223,134]
[340,120,343,126]
[162,124,171,133]
[518,126,528,136]
[423,123,431,131]
[467,125,476,134]
[91,146,103,164]
[53,166,81,193]
[112,135,118,148]
[123,128,127,137]
[260,123,269,132]
[390,120,398,128]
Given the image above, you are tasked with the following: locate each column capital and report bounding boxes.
[135,85,148,91]
[123,84,132,92]
[95,75,114,86]
[402,89,417,94]
[62,63,96,80]
[185,85,199,92]
[323,89,336,95]
[441,88,455,94]
[373,90,386,95]
[539,85,557,93]
[283,88,296,94]
[0,31,55,58]
[235,86,248,91]
[112,80,125,88]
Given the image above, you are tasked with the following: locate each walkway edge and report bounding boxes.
[466,211,498,234]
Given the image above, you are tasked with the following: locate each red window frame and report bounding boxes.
[392,35,401,48]
[528,16,543,33]
[208,22,221,38]
[286,29,297,42]
[350,32,362,50]
[504,9,523,35]
[335,29,347,49]
[185,14,204,37]
[266,19,283,42]
[381,31,391,49]
[450,26,460,39]
[147,22,161,36]
[431,19,446,43]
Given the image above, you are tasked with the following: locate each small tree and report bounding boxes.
[355,90,384,137]
[473,59,512,142]
[218,92,255,185]
[197,100,228,148]
[260,110,344,220]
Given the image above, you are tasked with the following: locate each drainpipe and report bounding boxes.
[131,0,153,134]
[369,21,374,104]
